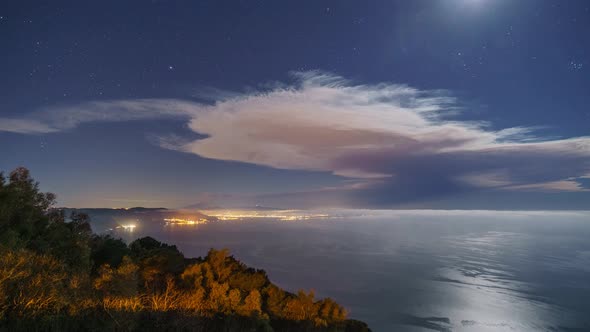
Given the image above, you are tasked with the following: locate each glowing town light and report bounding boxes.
[202,210,331,221]
[164,218,208,225]
[120,224,136,231]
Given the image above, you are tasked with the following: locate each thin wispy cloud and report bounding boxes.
[0,99,193,134]
[0,118,58,134]
[3,72,589,207]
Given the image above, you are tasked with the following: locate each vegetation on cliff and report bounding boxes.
[0,167,370,332]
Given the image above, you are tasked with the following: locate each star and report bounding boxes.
[569,61,583,71]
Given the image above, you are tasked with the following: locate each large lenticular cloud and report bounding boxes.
[167,72,590,196]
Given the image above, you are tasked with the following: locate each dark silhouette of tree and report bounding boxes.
[130,236,185,291]
[90,235,130,273]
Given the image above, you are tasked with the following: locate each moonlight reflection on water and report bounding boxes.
[100,210,590,332]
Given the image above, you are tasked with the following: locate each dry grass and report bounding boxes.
[102,296,144,312]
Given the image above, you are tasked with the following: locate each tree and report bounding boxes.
[129,237,185,291]
[229,268,268,293]
[206,281,230,313]
[205,248,233,283]
[41,218,92,271]
[90,235,130,273]
[239,289,262,316]
[228,288,242,312]
[264,284,288,318]
[0,167,92,271]
[0,167,55,249]
[69,211,92,236]
[94,256,139,297]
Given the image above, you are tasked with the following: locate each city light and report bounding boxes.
[164,217,208,225]
[202,210,331,222]
[115,224,137,231]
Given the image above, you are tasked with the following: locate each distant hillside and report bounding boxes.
[61,207,169,217]
[185,203,284,211]
[61,207,211,233]
[69,207,168,212]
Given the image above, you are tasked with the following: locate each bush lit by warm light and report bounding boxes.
[0,167,370,332]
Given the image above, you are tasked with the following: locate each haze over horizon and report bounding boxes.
[1,0,589,209]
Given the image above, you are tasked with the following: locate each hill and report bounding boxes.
[0,167,371,332]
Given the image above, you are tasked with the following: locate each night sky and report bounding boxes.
[1,0,589,209]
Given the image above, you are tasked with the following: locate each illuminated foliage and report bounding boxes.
[94,256,139,297]
[0,168,371,331]
[240,289,262,316]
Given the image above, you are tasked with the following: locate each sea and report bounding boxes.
[88,209,590,332]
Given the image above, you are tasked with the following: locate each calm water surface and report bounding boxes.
[93,210,590,332]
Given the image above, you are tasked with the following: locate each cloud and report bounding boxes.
[0,118,59,134]
[169,72,590,198]
[506,180,587,192]
[3,72,590,207]
[0,99,193,134]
